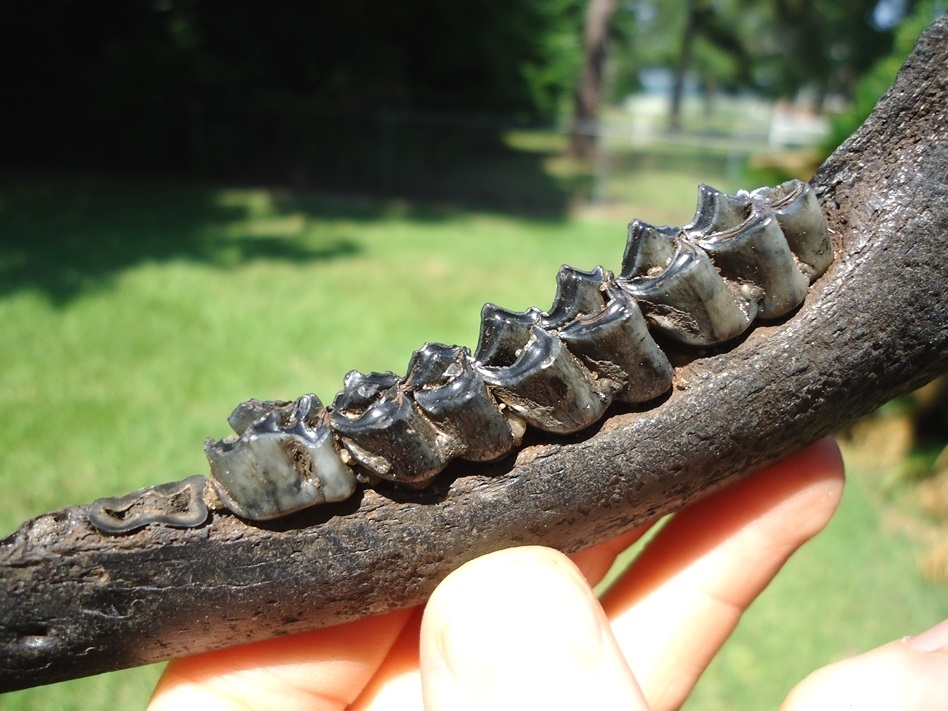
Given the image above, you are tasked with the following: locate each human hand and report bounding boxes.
[147,437,945,710]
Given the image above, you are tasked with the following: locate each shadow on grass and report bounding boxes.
[0,179,370,305]
[0,129,576,305]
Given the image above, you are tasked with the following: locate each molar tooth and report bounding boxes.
[205,394,356,521]
[684,183,751,234]
[539,265,608,330]
[620,220,678,278]
[405,343,515,462]
[558,280,673,403]
[473,303,538,365]
[687,202,810,319]
[330,372,446,485]
[619,225,753,346]
[749,180,833,280]
[475,325,609,434]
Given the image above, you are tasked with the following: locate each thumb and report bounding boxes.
[419,546,650,711]
[781,619,948,710]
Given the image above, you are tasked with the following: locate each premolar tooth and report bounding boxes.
[619,223,752,346]
[473,303,539,365]
[330,372,446,485]
[336,370,401,408]
[688,202,809,319]
[405,343,516,462]
[205,394,356,521]
[749,180,833,280]
[88,476,209,533]
[227,398,291,436]
[558,281,673,403]
[476,324,609,434]
[539,265,608,329]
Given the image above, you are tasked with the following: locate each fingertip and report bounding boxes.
[420,546,648,711]
[148,610,414,711]
[783,436,845,493]
[148,667,237,711]
[763,435,846,539]
[782,636,948,710]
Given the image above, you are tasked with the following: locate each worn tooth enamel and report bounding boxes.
[227,398,290,436]
[330,372,446,485]
[205,394,356,521]
[749,180,833,280]
[539,265,608,329]
[558,279,673,403]
[88,475,209,533]
[473,303,539,365]
[619,221,752,345]
[405,343,516,462]
[688,200,810,319]
[337,370,401,401]
[620,220,678,277]
[476,322,609,434]
[685,183,751,233]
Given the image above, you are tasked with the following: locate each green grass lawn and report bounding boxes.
[1,169,946,709]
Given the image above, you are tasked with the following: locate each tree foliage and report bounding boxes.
[825,0,942,151]
[3,0,585,176]
[610,0,912,107]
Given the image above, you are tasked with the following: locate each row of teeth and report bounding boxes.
[195,179,833,522]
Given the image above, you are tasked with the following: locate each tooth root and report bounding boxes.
[539,265,608,329]
[330,376,446,485]
[558,284,673,403]
[475,325,610,434]
[689,204,810,320]
[405,343,515,462]
[620,235,753,346]
[750,180,833,281]
[206,395,356,521]
[473,303,538,365]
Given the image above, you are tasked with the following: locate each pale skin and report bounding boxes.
[148,438,948,710]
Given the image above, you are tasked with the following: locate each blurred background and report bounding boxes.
[1,1,947,708]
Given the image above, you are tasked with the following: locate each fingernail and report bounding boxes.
[906,618,948,652]
[437,551,606,703]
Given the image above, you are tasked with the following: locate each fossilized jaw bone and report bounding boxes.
[88,179,831,530]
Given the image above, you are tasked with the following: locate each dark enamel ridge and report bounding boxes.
[88,179,832,530]
[87,476,209,533]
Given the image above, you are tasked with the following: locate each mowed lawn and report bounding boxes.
[1,173,946,709]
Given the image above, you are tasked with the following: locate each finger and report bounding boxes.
[420,546,650,711]
[148,608,414,711]
[345,528,655,710]
[570,526,656,587]
[602,437,845,711]
[781,619,948,710]
[348,609,424,711]
[349,525,657,709]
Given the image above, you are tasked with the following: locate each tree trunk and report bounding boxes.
[669,0,703,131]
[568,0,618,159]
[2,14,948,693]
